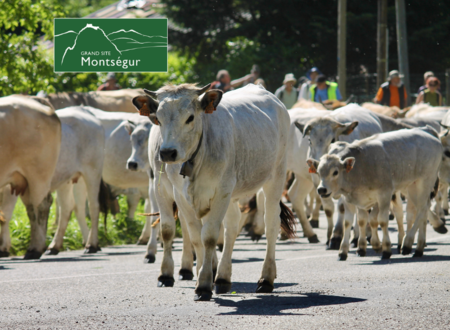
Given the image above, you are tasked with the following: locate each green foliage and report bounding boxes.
[0,0,65,95]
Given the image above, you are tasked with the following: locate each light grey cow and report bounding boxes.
[138,83,295,301]
[308,126,444,259]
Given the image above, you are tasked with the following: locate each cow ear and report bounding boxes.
[341,157,355,173]
[306,158,319,174]
[132,95,159,125]
[124,120,136,135]
[339,121,359,136]
[200,89,223,114]
[295,122,312,137]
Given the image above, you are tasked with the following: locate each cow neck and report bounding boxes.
[179,131,204,178]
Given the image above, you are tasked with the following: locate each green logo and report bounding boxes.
[54,18,167,72]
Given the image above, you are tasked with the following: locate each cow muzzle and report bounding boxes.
[127,161,138,171]
[160,148,178,163]
[317,187,331,198]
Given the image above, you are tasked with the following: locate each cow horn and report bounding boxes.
[196,83,212,95]
[345,94,355,104]
[144,89,158,99]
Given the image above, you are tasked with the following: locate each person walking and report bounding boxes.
[416,77,442,106]
[374,70,407,108]
[298,67,321,100]
[97,72,121,91]
[417,71,435,94]
[310,75,342,103]
[275,73,298,110]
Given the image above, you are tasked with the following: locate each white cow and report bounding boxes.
[308,126,443,259]
[139,83,295,301]
[0,96,61,259]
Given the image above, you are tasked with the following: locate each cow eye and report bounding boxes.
[331,138,336,143]
[186,115,194,124]
[445,150,450,158]
[333,170,338,176]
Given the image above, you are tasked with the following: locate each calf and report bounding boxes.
[138,83,295,301]
[309,126,443,259]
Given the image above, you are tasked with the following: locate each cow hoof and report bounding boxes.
[338,253,347,261]
[244,223,252,231]
[0,251,9,258]
[157,275,174,287]
[351,237,359,248]
[440,218,446,225]
[444,209,449,216]
[217,244,224,252]
[136,239,148,246]
[327,237,341,250]
[413,250,424,258]
[381,251,392,260]
[256,279,274,293]
[310,219,319,228]
[402,246,412,255]
[44,248,59,256]
[215,279,232,294]
[23,249,42,260]
[84,246,101,254]
[179,269,194,281]
[143,254,156,264]
[433,223,448,234]
[388,213,394,220]
[194,289,213,302]
[308,235,320,244]
[250,231,262,242]
[357,249,366,257]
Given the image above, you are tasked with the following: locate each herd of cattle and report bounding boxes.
[0,84,449,301]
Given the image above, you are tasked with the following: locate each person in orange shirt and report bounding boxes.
[374,70,407,109]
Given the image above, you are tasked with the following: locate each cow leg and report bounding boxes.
[329,197,345,249]
[144,180,160,262]
[155,183,178,287]
[369,205,381,252]
[427,207,447,234]
[356,208,369,257]
[442,182,449,215]
[84,177,101,254]
[73,179,89,245]
[216,223,225,252]
[178,210,194,280]
[311,191,322,224]
[23,193,53,260]
[138,198,152,245]
[126,189,140,219]
[391,192,405,253]
[337,201,355,261]
[215,201,240,294]
[194,196,231,301]
[288,177,318,243]
[46,183,74,255]
[257,167,287,293]
[250,189,265,241]
[0,187,18,257]
[377,199,392,259]
[351,215,360,248]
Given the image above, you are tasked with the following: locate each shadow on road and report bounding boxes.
[229,281,298,294]
[231,257,264,264]
[215,292,365,315]
[0,256,108,264]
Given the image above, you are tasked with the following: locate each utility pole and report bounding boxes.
[396,0,411,106]
[376,0,388,88]
[337,0,347,100]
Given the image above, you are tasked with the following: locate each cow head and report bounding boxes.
[125,120,152,172]
[295,117,358,160]
[132,83,223,164]
[308,154,355,199]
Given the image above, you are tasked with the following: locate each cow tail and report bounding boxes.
[98,179,110,235]
[279,201,296,238]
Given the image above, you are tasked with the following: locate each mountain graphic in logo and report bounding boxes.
[54,18,168,73]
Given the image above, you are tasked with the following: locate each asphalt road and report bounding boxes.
[1,204,450,330]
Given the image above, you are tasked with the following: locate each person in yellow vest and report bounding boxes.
[416,76,442,106]
[309,75,342,102]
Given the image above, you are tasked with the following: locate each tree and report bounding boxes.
[0,0,64,95]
